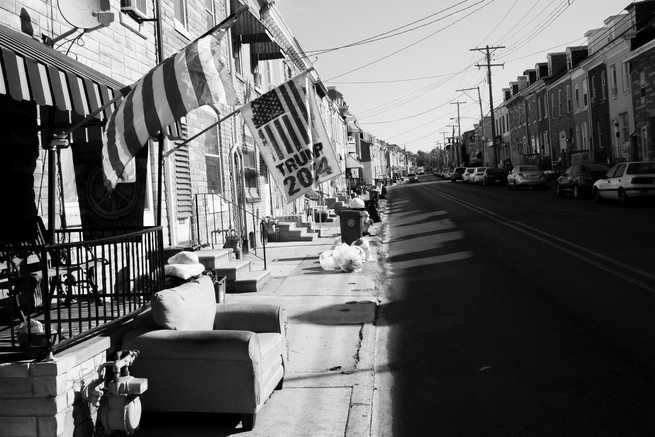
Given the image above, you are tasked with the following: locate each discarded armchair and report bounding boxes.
[121,275,286,431]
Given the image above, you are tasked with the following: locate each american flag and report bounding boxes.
[102,17,239,189]
[244,77,310,162]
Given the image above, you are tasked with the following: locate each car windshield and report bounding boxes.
[521,165,540,172]
[407,173,416,177]
[626,163,655,174]
[487,168,504,174]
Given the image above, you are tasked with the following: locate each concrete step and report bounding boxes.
[212,259,251,281]
[195,249,232,269]
[276,223,315,242]
[233,270,271,293]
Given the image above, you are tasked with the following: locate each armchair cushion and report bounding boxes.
[151,275,216,330]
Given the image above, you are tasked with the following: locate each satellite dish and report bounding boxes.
[58,0,112,30]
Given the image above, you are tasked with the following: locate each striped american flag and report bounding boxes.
[102,20,238,189]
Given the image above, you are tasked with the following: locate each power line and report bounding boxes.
[325,0,492,81]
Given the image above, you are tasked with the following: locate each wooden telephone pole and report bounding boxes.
[451,101,465,166]
[470,45,504,168]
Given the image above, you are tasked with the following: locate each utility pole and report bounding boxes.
[471,45,504,168]
[440,131,449,165]
[451,101,465,166]
[457,87,485,164]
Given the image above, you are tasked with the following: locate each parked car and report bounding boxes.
[556,163,609,199]
[406,173,419,183]
[592,161,655,205]
[507,165,547,190]
[470,167,488,184]
[450,167,466,182]
[480,167,507,186]
[461,167,476,183]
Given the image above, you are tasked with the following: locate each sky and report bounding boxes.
[275,0,628,154]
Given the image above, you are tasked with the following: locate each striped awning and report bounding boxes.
[0,23,125,120]
[0,24,186,139]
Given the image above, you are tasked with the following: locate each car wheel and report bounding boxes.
[556,184,563,197]
[618,188,629,206]
[507,182,512,190]
[573,184,580,199]
[514,182,520,191]
[593,187,602,203]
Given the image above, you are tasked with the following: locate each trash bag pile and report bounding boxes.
[319,238,373,273]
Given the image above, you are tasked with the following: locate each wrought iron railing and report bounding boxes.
[0,226,164,359]
[193,193,267,269]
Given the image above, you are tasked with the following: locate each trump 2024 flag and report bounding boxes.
[102,20,238,189]
[240,73,341,203]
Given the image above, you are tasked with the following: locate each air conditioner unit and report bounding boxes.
[121,0,148,21]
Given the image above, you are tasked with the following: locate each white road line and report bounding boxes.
[424,185,655,293]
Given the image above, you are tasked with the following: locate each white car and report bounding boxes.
[470,167,488,184]
[592,161,655,205]
[461,168,475,183]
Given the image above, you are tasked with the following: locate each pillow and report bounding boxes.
[151,276,216,330]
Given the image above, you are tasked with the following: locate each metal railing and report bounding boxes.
[194,193,267,269]
[0,226,164,359]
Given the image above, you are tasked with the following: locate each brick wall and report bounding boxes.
[0,337,114,437]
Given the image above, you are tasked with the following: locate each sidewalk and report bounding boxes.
[136,206,386,437]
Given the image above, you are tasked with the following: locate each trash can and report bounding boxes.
[338,209,366,244]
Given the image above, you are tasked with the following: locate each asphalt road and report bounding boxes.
[374,174,655,437]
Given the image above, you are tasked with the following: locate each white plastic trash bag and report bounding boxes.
[351,238,373,261]
[319,250,338,271]
[332,244,364,273]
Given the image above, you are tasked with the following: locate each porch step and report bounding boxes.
[196,249,232,269]
[276,222,315,242]
[233,270,271,293]
[212,259,251,281]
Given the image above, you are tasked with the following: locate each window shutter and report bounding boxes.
[174,146,193,218]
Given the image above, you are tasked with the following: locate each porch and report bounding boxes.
[0,225,164,361]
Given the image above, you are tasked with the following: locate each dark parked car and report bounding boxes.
[556,163,609,199]
[480,168,507,186]
[450,167,466,182]
[507,165,547,190]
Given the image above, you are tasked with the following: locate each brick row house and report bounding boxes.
[492,1,655,170]
[0,0,356,434]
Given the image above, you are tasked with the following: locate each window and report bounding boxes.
[558,90,562,117]
[252,60,261,88]
[620,113,629,144]
[575,84,580,110]
[622,62,630,93]
[551,94,556,118]
[538,96,542,120]
[204,0,215,30]
[232,39,242,76]
[133,0,148,16]
[610,65,618,96]
[173,0,187,28]
[582,79,588,107]
[566,85,571,113]
[527,102,530,124]
[601,71,606,100]
[206,155,222,194]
